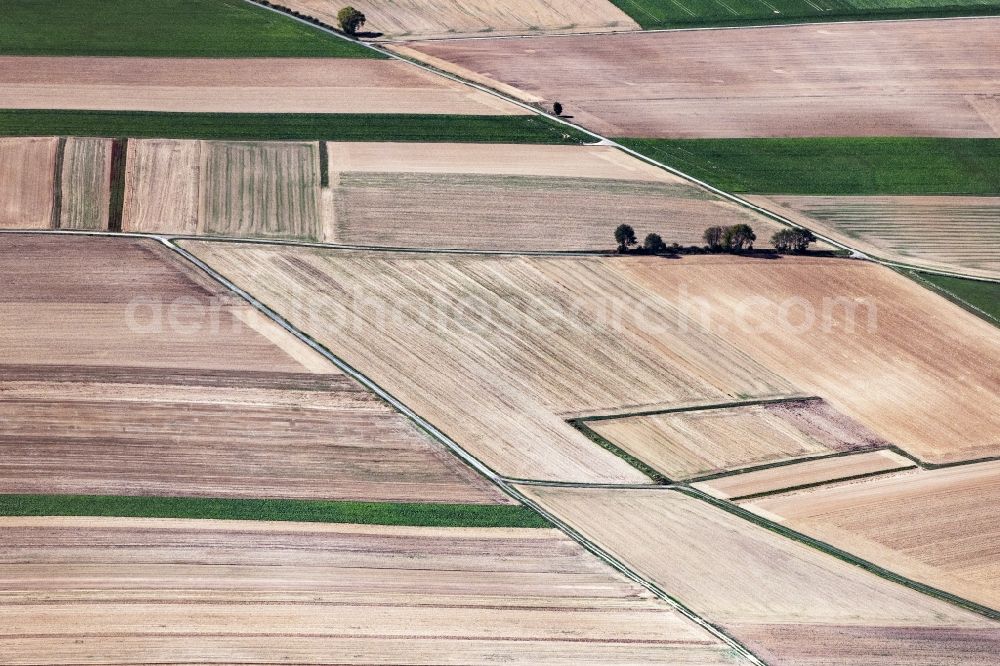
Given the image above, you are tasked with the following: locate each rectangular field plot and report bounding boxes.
[0,235,509,505]
[123,139,322,240]
[616,256,1000,466]
[589,399,895,481]
[58,137,112,230]
[284,0,639,39]
[519,486,1000,665]
[184,243,796,483]
[0,57,525,115]
[0,137,57,228]
[406,19,1000,137]
[608,0,1000,29]
[747,195,1000,279]
[693,450,915,500]
[744,461,1000,610]
[0,517,742,665]
[324,142,778,250]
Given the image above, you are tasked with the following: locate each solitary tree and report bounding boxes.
[703,226,724,251]
[771,228,817,253]
[722,223,756,252]
[614,224,637,253]
[337,6,366,35]
[553,101,564,116]
[643,233,667,255]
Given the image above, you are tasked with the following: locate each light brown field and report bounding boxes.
[283,0,638,39]
[122,139,201,235]
[693,450,915,500]
[183,243,796,483]
[0,137,57,228]
[615,256,1000,465]
[58,137,112,231]
[324,142,781,249]
[0,517,742,665]
[744,461,1000,610]
[123,140,322,240]
[201,141,321,240]
[405,18,1000,137]
[0,235,511,504]
[0,57,525,115]
[518,486,1000,665]
[746,195,1000,279]
[589,399,895,481]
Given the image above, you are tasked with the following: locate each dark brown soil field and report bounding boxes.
[0,235,508,504]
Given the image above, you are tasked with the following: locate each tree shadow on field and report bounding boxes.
[356,31,384,39]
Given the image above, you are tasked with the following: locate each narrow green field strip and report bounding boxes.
[618,138,1000,195]
[907,271,1000,324]
[0,494,550,528]
[609,0,1000,28]
[0,0,377,58]
[0,111,588,144]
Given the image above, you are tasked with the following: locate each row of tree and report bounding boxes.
[613,223,816,255]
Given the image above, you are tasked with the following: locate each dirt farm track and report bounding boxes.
[406,18,1000,137]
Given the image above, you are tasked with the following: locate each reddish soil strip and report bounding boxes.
[0,57,525,115]
[0,517,739,665]
[405,19,1000,137]
[693,450,914,500]
[0,137,58,228]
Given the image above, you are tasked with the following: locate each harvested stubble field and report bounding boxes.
[519,486,1000,665]
[693,450,915,500]
[405,19,1000,137]
[616,255,1000,465]
[588,399,894,481]
[58,137,112,231]
[0,517,743,665]
[184,243,796,482]
[0,56,524,115]
[744,461,1000,610]
[0,137,57,228]
[747,195,1000,279]
[123,139,322,240]
[0,235,509,504]
[324,142,777,249]
[284,0,639,39]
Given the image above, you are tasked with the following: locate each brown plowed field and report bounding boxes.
[0,57,525,114]
[0,137,58,228]
[406,19,1000,137]
[744,461,1000,610]
[615,256,1000,464]
[59,137,112,231]
[0,235,510,504]
[122,139,201,235]
[589,399,894,481]
[694,450,914,500]
[183,243,796,483]
[518,486,1000,665]
[283,0,638,40]
[746,195,1000,279]
[0,517,741,665]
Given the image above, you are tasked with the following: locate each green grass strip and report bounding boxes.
[619,138,1000,195]
[608,0,1000,29]
[0,494,550,528]
[907,271,1000,325]
[0,0,377,58]
[0,110,589,144]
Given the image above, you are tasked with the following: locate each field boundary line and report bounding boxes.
[904,268,1000,324]
[161,234,769,666]
[572,394,819,423]
[50,137,66,230]
[677,485,1000,620]
[716,461,918,501]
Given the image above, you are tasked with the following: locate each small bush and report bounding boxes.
[337,6,366,35]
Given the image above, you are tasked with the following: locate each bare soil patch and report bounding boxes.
[0,137,58,228]
[406,19,1000,137]
[0,517,738,665]
[0,57,525,114]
